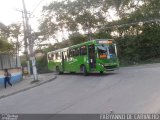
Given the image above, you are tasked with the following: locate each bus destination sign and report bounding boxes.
[97,40,113,44]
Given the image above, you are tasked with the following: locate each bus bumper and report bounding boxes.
[96,63,119,72]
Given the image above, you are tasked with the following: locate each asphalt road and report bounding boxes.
[0,63,160,114]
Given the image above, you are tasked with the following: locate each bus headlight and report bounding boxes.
[98,63,104,67]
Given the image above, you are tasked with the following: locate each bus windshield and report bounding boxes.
[97,45,116,59]
[97,45,107,59]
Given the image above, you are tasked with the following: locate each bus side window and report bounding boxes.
[74,48,80,56]
[52,53,54,60]
[73,48,77,57]
[58,52,61,59]
[69,49,72,58]
[53,53,56,60]
[48,54,51,60]
[63,51,67,60]
[71,49,74,57]
[67,50,70,59]
[55,52,58,59]
[77,48,80,56]
[72,49,74,57]
[80,46,87,55]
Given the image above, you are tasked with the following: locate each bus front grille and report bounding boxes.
[104,65,118,70]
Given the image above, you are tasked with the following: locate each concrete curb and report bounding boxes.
[0,76,57,100]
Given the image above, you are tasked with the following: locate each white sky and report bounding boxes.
[0,0,117,45]
[0,0,54,55]
[0,0,117,28]
[0,0,118,55]
[0,0,52,29]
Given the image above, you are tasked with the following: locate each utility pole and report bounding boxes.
[22,0,38,80]
[16,9,31,75]
[22,12,29,61]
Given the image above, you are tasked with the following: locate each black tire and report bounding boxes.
[56,66,61,75]
[100,71,103,74]
[82,65,88,76]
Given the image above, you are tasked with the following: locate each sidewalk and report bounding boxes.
[0,73,57,99]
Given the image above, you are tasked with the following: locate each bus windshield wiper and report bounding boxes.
[97,46,107,52]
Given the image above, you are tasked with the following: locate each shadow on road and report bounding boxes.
[55,72,118,77]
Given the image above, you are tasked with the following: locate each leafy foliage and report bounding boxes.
[0,22,14,52]
[38,0,160,66]
[0,38,13,52]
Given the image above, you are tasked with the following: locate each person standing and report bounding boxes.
[4,69,12,88]
[23,66,28,79]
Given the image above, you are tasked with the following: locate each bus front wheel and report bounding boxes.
[82,65,88,76]
[100,71,103,74]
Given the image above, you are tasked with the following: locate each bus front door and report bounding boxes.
[61,52,64,71]
[88,44,96,69]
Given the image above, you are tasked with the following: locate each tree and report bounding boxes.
[8,23,22,55]
[39,0,113,41]
[69,33,86,45]
[0,22,14,53]
[38,0,160,66]
[0,38,13,52]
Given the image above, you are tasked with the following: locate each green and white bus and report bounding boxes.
[47,39,119,75]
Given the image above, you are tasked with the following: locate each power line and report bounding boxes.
[29,0,46,17]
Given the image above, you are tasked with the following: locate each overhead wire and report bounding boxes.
[29,0,46,18]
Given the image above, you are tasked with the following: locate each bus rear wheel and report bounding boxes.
[82,65,88,76]
[56,66,62,75]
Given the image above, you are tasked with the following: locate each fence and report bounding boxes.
[0,54,21,69]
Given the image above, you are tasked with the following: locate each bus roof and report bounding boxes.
[47,39,114,54]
